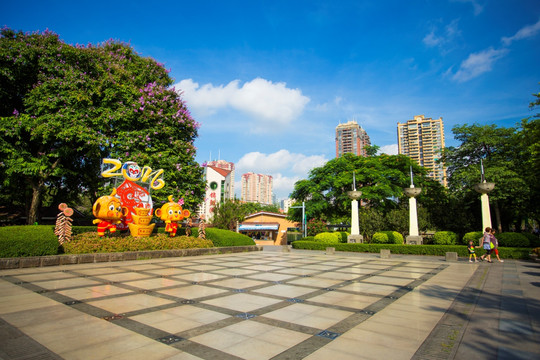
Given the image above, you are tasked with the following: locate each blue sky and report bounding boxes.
[2,0,540,200]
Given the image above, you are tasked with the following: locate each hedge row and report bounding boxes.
[291,241,531,259]
[462,231,531,247]
[0,226,59,257]
[205,228,256,247]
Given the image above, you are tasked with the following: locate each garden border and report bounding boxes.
[0,245,262,270]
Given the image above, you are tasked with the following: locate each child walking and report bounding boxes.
[468,241,478,262]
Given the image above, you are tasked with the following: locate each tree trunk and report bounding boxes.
[494,200,503,233]
[28,180,43,225]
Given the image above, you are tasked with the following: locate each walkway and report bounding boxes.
[0,250,538,359]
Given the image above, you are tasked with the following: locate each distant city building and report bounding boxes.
[241,172,273,205]
[207,159,235,199]
[198,164,234,221]
[281,198,294,213]
[335,120,371,158]
[397,115,447,186]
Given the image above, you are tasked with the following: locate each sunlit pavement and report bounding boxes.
[0,249,538,359]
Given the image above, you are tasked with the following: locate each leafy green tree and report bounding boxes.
[241,202,281,215]
[288,153,431,223]
[442,123,530,232]
[212,199,248,231]
[358,208,385,241]
[384,204,433,236]
[0,28,205,223]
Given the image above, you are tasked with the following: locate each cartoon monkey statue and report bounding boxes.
[92,188,128,237]
[155,195,191,237]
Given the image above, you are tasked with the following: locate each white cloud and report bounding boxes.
[502,18,540,46]
[378,144,398,155]
[451,0,484,16]
[235,149,328,200]
[272,173,302,199]
[175,78,310,127]
[423,19,460,49]
[236,149,327,175]
[452,47,508,82]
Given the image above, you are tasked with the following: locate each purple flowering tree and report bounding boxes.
[0,28,205,224]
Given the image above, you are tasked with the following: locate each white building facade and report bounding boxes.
[198,165,234,222]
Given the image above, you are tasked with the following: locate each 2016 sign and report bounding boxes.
[101,159,165,190]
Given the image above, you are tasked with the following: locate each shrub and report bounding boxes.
[339,232,350,243]
[63,233,213,254]
[0,225,59,257]
[371,232,389,244]
[463,231,483,246]
[433,231,458,245]
[496,232,529,248]
[205,228,255,247]
[522,232,540,248]
[307,218,327,236]
[314,232,340,244]
[371,231,403,244]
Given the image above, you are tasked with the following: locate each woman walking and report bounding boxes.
[479,227,493,263]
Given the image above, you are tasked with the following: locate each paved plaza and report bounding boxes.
[0,249,539,359]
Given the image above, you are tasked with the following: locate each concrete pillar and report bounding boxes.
[480,193,492,230]
[409,196,419,237]
[351,199,359,235]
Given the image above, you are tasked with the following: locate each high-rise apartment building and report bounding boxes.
[397,115,447,186]
[335,120,371,158]
[206,159,235,200]
[241,172,273,205]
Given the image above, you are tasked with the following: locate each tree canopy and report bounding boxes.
[0,28,205,223]
[288,153,443,224]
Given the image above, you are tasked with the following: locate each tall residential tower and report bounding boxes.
[397,115,447,186]
[241,172,273,205]
[335,120,371,158]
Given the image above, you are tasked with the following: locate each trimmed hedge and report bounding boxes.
[0,226,59,257]
[205,228,256,247]
[522,232,540,248]
[290,241,531,259]
[433,231,458,245]
[63,233,213,254]
[314,232,341,244]
[496,232,529,248]
[339,232,350,243]
[372,231,404,244]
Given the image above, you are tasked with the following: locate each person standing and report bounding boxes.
[490,229,504,263]
[468,240,478,262]
[479,227,492,263]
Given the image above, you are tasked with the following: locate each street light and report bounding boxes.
[290,201,306,238]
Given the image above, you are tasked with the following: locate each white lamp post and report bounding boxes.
[473,159,495,231]
[404,166,422,245]
[347,171,364,243]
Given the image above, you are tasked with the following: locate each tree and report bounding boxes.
[288,153,434,223]
[441,122,534,232]
[212,199,248,231]
[0,28,205,223]
[241,202,281,215]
